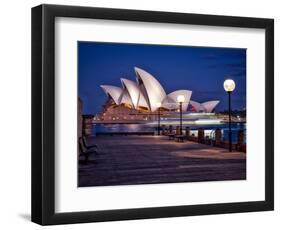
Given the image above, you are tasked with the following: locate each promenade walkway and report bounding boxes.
[79,136,246,187]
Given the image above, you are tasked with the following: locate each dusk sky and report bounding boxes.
[78,41,246,114]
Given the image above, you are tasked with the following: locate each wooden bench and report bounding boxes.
[175,135,185,142]
[167,133,175,140]
[79,137,97,163]
[82,136,98,149]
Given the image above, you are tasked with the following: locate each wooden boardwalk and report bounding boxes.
[78,136,246,187]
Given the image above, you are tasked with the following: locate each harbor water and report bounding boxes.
[92,121,246,144]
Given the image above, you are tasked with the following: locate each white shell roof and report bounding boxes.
[190,100,201,112]
[120,78,149,109]
[119,90,133,106]
[163,90,192,111]
[121,78,139,108]
[190,100,220,112]
[100,68,219,113]
[201,100,220,113]
[135,67,167,112]
[138,92,150,109]
[161,96,177,110]
[100,85,123,105]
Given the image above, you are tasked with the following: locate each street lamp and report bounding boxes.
[177,95,185,135]
[155,102,162,135]
[223,79,236,152]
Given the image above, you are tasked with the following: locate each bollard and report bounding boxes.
[185,127,190,140]
[237,129,245,151]
[176,126,180,135]
[198,128,205,143]
[169,125,173,134]
[214,128,222,146]
[161,125,166,135]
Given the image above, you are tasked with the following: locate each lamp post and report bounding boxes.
[177,95,185,135]
[223,79,236,152]
[155,102,162,135]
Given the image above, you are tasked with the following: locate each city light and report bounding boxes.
[223,78,235,152]
[177,95,185,103]
[223,79,236,92]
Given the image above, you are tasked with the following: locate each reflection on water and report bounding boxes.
[92,122,246,144]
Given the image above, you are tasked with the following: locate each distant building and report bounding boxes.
[99,67,220,121]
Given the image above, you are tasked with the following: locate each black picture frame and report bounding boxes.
[31,4,274,225]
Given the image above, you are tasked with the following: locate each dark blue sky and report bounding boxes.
[78,41,246,114]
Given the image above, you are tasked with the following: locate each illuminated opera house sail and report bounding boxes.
[99,67,220,121]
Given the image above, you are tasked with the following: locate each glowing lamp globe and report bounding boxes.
[223,79,236,92]
[177,95,185,103]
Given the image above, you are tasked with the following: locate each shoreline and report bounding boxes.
[92,120,246,125]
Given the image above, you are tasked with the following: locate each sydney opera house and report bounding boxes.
[98,67,220,121]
